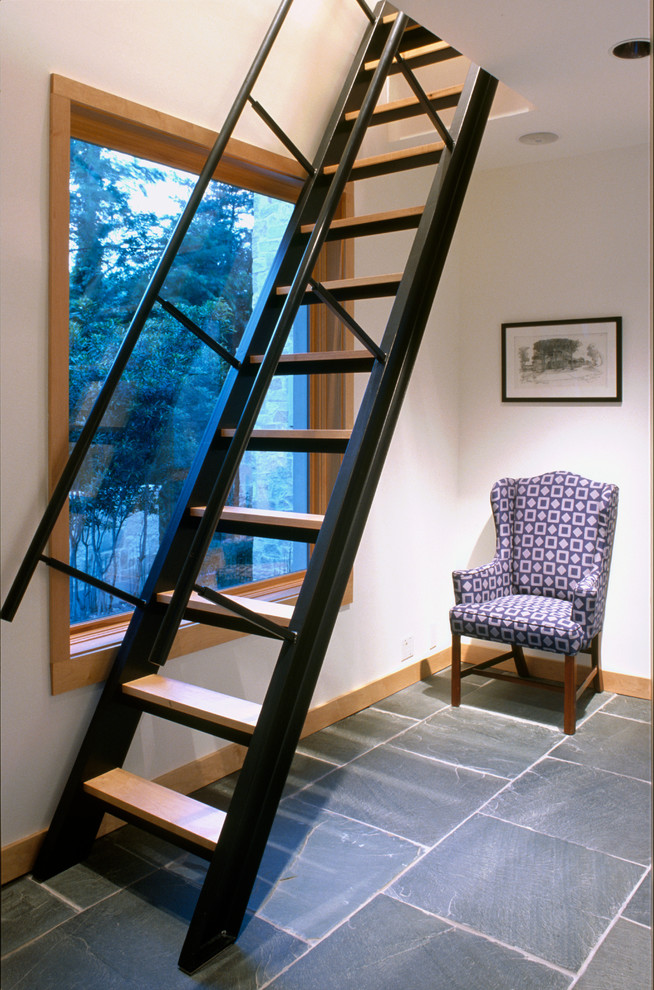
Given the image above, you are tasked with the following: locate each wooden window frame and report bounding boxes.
[49,74,353,695]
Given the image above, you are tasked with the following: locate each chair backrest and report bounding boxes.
[491,471,619,602]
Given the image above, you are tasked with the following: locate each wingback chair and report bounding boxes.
[449,471,618,734]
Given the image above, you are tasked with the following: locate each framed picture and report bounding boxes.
[501,317,622,402]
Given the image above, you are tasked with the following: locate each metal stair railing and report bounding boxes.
[177,62,498,973]
[145,9,411,668]
[12,0,498,972]
[26,1,411,886]
[0,0,298,623]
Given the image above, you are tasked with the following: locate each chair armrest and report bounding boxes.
[452,558,511,605]
[571,566,603,640]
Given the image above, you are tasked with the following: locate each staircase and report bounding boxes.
[1,0,497,973]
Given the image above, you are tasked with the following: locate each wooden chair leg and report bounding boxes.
[513,644,530,678]
[451,633,461,707]
[564,654,577,734]
[591,634,603,692]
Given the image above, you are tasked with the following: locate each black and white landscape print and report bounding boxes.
[502,318,621,402]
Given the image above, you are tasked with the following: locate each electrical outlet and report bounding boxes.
[400,636,414,661]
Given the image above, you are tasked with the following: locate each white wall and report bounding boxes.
[455,146,652,680]
[1,1,650,852]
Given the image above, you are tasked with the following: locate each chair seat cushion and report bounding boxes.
[450,594,587,655]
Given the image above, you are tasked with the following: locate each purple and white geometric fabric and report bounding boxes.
[450,471,618,655]
[450,594,587,655]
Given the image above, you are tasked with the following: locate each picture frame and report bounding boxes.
[501,317,622,403]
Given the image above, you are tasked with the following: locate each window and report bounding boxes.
[68,142,309,623]
[49,75,353,693]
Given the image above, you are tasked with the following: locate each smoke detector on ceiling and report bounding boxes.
[518,132,559,146]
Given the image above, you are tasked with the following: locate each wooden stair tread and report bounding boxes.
[382,13,442,50]
[83,768,225,852]
[345,84,463,124]
[192,504,325,531]
[251,349,376,367]
[324,143,444,178]
[219,427,351,453]
[221,428,351,441]
[364,40,457,72]
[157,589,294,626]
[122,674,261,734]
[301,206,423,240]
[277,273,402,300]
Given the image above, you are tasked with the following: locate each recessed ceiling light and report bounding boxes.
[518,131,559,145]
[611,38,651,59]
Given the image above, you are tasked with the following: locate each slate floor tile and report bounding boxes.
[279,751,337,796]
[296,742,505,846]
[601,695,652,723]
[248,797,421,941]
[296,707,415,766]
[553,712,652,782]
[389,814,644,971]
[4,683,651,988]
[80,830,163,886]
[1,870,306,990]
[39,861,137,914]
[370,669,488,720]
[38,833,159,911]
[623,871,652,928]
[191,913,309,989]
[463,679,606,730]
[109,824,186,869]
[573,918,652,990]
[266,893,572,990]
[392,705,559,778]
[485,756,652,865]
[371,681,443,720]
[2,917,137,990]
[193,751,335,812]
[1,876,76,956]
[163,850,208,888]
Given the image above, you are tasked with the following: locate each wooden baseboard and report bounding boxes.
[2,645,648,885]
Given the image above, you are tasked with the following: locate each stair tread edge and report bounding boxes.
[83,768,225,850]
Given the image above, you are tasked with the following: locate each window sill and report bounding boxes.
[51,571,353,695]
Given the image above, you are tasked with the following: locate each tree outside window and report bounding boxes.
[68,141,308,625]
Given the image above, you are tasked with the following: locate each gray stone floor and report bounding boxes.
[2,670,651,989]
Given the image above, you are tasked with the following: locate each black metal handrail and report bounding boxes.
[0,0,296,623]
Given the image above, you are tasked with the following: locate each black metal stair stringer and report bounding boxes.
[29,3,409,884]
[177,63,498,974]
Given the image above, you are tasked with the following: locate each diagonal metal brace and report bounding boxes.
[193,584,297,643]
[40,555,147,609]
[394,53,454,150]
[353,0,375,21]
[156,297,241,370]
[247,96,316,175]
[308,278,386,363]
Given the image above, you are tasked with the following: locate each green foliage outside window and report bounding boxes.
[69,141,307,625]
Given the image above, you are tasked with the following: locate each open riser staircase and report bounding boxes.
[1,0,497,973]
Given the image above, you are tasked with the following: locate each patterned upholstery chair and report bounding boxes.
[450,471,618,734]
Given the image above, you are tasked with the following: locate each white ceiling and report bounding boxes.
[395,0,651,169]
